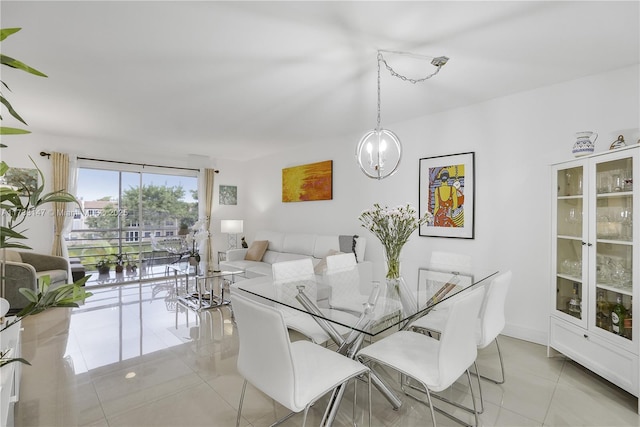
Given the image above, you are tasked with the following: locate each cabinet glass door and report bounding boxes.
[555,165,585,322]
[594,156,633,341]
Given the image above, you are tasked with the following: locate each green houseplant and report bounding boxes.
[96,257,111,275]
[0,27,92,367]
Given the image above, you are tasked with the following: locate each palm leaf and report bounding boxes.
[0,126,30,135]
[0,28,21,42]
[0,54,47,77]
[0,357,32,367]
[0,94,28,125]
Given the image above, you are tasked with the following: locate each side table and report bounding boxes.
[177,269,244,312]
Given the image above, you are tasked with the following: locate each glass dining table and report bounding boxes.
[237,264,498,426]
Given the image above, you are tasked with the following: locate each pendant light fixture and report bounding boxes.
[356,50,449,180]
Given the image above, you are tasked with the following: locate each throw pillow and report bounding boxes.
[244,240,269,261]
[314,249,343,275]
[339,235,359,262]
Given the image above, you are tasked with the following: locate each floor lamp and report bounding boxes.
[221,220,243,250]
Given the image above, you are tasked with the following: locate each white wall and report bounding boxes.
[240,64,640,344]
[3,64,638,345]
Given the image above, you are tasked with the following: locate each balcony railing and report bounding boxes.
[66,227,185,274]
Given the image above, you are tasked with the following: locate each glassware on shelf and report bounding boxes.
[612,173,623,192]
[598,172,611,194]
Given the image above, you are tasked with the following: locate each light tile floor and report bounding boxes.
[12,280,640,426]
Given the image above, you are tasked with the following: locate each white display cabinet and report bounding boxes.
[550,145,639,411]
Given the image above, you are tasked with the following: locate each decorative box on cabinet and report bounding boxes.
[1,317,22,427]
[549,145,640,412]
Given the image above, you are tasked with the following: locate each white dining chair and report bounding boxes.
[232,292,371,427]
[410,251,472,331]
[410,270,512,413]
[324,253,406,334]
[474,270,512,384]
[325,252,367,315]
[357,284,486,427]
[272,258,358,344]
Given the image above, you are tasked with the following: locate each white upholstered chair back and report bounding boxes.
[232,292,298,410]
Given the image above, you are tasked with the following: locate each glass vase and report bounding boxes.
[383,246,402,280]
[384,276,418,317]
[382,247,417,316]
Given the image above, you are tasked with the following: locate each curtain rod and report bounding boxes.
[39,152,218,173]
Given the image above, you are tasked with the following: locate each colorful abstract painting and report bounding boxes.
[419,152,475,239]
[282,160,333,202]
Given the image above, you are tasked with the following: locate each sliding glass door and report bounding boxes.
[67,164,198,281]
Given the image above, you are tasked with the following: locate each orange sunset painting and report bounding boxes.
[282,160,333,202]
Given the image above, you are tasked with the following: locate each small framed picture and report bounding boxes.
[4,167,38,197]
[419,152,475,239]
[219,185,237,205]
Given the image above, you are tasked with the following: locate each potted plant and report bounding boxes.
[113,253,125,273]
[0,27,92,369]
[125,254,137,274]
[96,258,111,275]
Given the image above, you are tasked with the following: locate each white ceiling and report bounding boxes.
[2,1,639,161]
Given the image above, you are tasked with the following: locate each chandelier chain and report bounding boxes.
[376,52,382,129]
[378,51,445,84]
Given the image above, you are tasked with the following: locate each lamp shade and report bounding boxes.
[221,220,243,234]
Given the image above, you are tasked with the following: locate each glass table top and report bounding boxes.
[237,265,498,336]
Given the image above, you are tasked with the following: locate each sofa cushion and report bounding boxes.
[274,252,311,263]
[255,231,285,252]
[261,250,279,264]
[282,233,316,257]
[245,240,269,261]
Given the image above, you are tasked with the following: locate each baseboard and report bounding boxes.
[502,322,548,346]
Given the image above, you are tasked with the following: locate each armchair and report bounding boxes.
[1,250,69,312]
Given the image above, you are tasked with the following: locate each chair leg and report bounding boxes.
[472,337,506,384]
[368,371,372,427]
[236,379,247,427]
[404,375,479,417]
[401,379,474,427]
[353,377,357,426]
[465,369,479,427]
[472,361,485,414]
[424,387,438,427]
[301,407,309,427]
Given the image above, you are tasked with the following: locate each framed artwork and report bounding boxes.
[419,152,475,239]
[417,267,475,309]
[4,168,38,197]
[219,185,237,205]
[282,160,333,202]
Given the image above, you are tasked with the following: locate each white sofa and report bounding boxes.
[221,230,371,302]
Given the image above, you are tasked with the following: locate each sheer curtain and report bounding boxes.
[203,168,216,273]
[51,152,78,261]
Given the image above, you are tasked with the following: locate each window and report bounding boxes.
[68,165,199,274]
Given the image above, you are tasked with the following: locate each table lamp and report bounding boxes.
[221,220,243,249]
